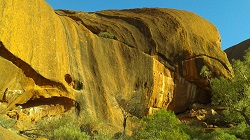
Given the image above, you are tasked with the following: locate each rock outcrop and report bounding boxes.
[0,0,232,132]
[225,39,250,62]
[0,126,28,140]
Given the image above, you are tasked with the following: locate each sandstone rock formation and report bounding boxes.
[225,38,250,62]
[0,0,232,132]
[0,126,28,140]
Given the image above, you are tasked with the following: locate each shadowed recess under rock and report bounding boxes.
[0,42,67,91]
[18,96,75,111]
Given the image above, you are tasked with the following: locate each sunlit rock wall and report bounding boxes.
[0,0,232,130]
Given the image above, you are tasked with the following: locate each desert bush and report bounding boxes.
[128,109,240,140]
[180,121,237,139]
[0,116,15,128]
[225,122,250,139]
[35,109,111,139]
[53,124,90,140]
[36,115,70,138]
[198,129,237,140]
[221,109,244,124]
[180,123,205,139]
[98,32,115,39]
[244,126,250,139]
[132,109,190,140]
[0,105,15,129]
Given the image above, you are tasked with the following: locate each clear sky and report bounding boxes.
[45,0,250,50]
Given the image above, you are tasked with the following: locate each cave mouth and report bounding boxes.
[73,80,83,90]
[65,74,73,85]
[64,74,84,90]
[19,96,75,111]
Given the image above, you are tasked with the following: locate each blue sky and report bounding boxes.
[45,0,250,50]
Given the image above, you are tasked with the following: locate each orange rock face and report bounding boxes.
[0,0,232,130]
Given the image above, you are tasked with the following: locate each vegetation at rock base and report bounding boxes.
[98,31,115,39]
[0,104,248,139]
[130,109,238,140]
[199,48,250,139]
[25,109,239,139]
[131,109,190,140]
[34,110,108,140]
[0,105,16,129]
[210,48,250,126]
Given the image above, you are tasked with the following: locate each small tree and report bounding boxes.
[200,65,212,83]
[210,48,250,126]
[115,96,138,135]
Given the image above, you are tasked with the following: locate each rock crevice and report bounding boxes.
[0,42,67,91]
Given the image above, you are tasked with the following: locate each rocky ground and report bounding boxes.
[177,103,233,131]
[0,126,28,140]
[0,102,234,140]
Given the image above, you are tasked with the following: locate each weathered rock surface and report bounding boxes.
[225,38,250,62]
[0,0,232,132]
[0,126,28,140]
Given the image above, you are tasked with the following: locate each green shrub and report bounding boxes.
[226,122,250,139]
[181,123,205,139]
[98,32,115,39]
[0,105,15,129]
[54,125,90,140]
[35,110,109,139]
[244,126,250,139]
[221,109,244,124]
[199,130,237,140]
[132,109,190,140]
[181,122,237,139]
[0,116,15,128]
[36,116,67,138]
[209,48,250,126]
[129,109,240,140]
